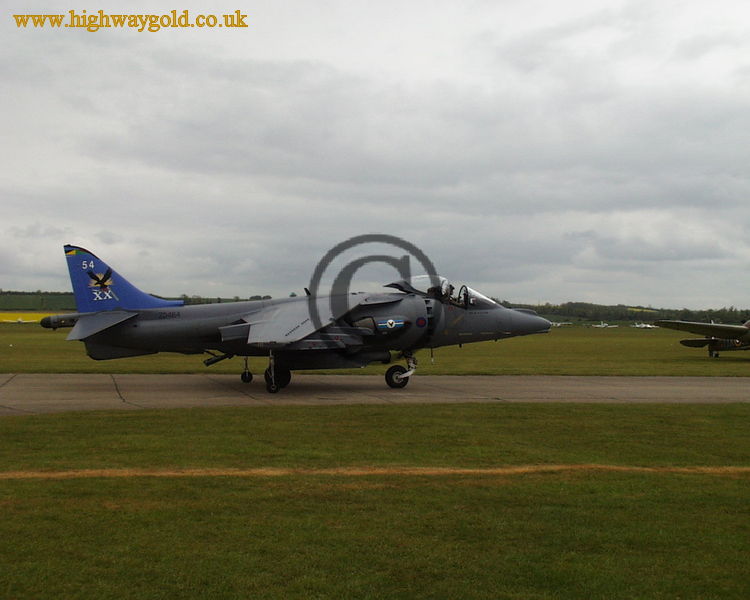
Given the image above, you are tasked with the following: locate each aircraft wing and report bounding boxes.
[237,294,403,348]
[655,320,750,339]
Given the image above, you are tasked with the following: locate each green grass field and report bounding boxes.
[2,322,750,376]
[2,325,750,598]
[1,404,749,599]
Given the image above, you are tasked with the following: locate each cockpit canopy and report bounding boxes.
[386,275,499,310]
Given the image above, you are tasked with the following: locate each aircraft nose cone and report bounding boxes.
[511,310,551,335]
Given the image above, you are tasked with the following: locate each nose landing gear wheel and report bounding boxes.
[385,365,409,388]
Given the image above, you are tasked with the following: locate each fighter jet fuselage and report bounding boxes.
[41,245,551,392]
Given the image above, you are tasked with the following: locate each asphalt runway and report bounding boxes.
[1,373,749,415]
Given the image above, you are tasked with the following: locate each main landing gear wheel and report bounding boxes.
[264,366,291,393]
[385,365,409,388]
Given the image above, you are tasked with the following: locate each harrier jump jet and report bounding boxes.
[656,319,750,358]
[42,245,551,392]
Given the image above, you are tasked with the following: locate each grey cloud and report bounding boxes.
[66,41,747,206]
[674,32,749,61]
[4,1,750,307]
[9,224,72,240]
[568,230,728,263]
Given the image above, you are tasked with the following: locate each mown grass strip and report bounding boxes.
[2,403,749,598]
[2,471,749,599]
[2,403,750,472]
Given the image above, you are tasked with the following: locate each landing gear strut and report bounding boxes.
[385,351,417,389]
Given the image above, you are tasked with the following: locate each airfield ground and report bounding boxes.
[1,373,750,414]
[1,323,749,598]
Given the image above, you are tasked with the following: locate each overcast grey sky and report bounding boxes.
[3,0,750,308]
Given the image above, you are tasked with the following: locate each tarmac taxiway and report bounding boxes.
[0,373,748,415]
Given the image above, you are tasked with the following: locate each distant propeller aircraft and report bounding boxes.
[41,245,551,392]
[656,319,750,358]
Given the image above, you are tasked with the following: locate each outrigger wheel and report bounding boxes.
[385,365,409,388]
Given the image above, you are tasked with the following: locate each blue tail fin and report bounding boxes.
[64,245,184,313]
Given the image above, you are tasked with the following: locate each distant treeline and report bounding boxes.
[2,291,749,324]
[504,301,750,324]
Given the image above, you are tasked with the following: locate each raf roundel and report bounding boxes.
[416,317,427,328]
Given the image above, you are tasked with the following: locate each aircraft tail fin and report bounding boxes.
[63,245,184,313]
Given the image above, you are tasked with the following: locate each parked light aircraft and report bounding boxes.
[41,245,552,392]
[656,319,750,358]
